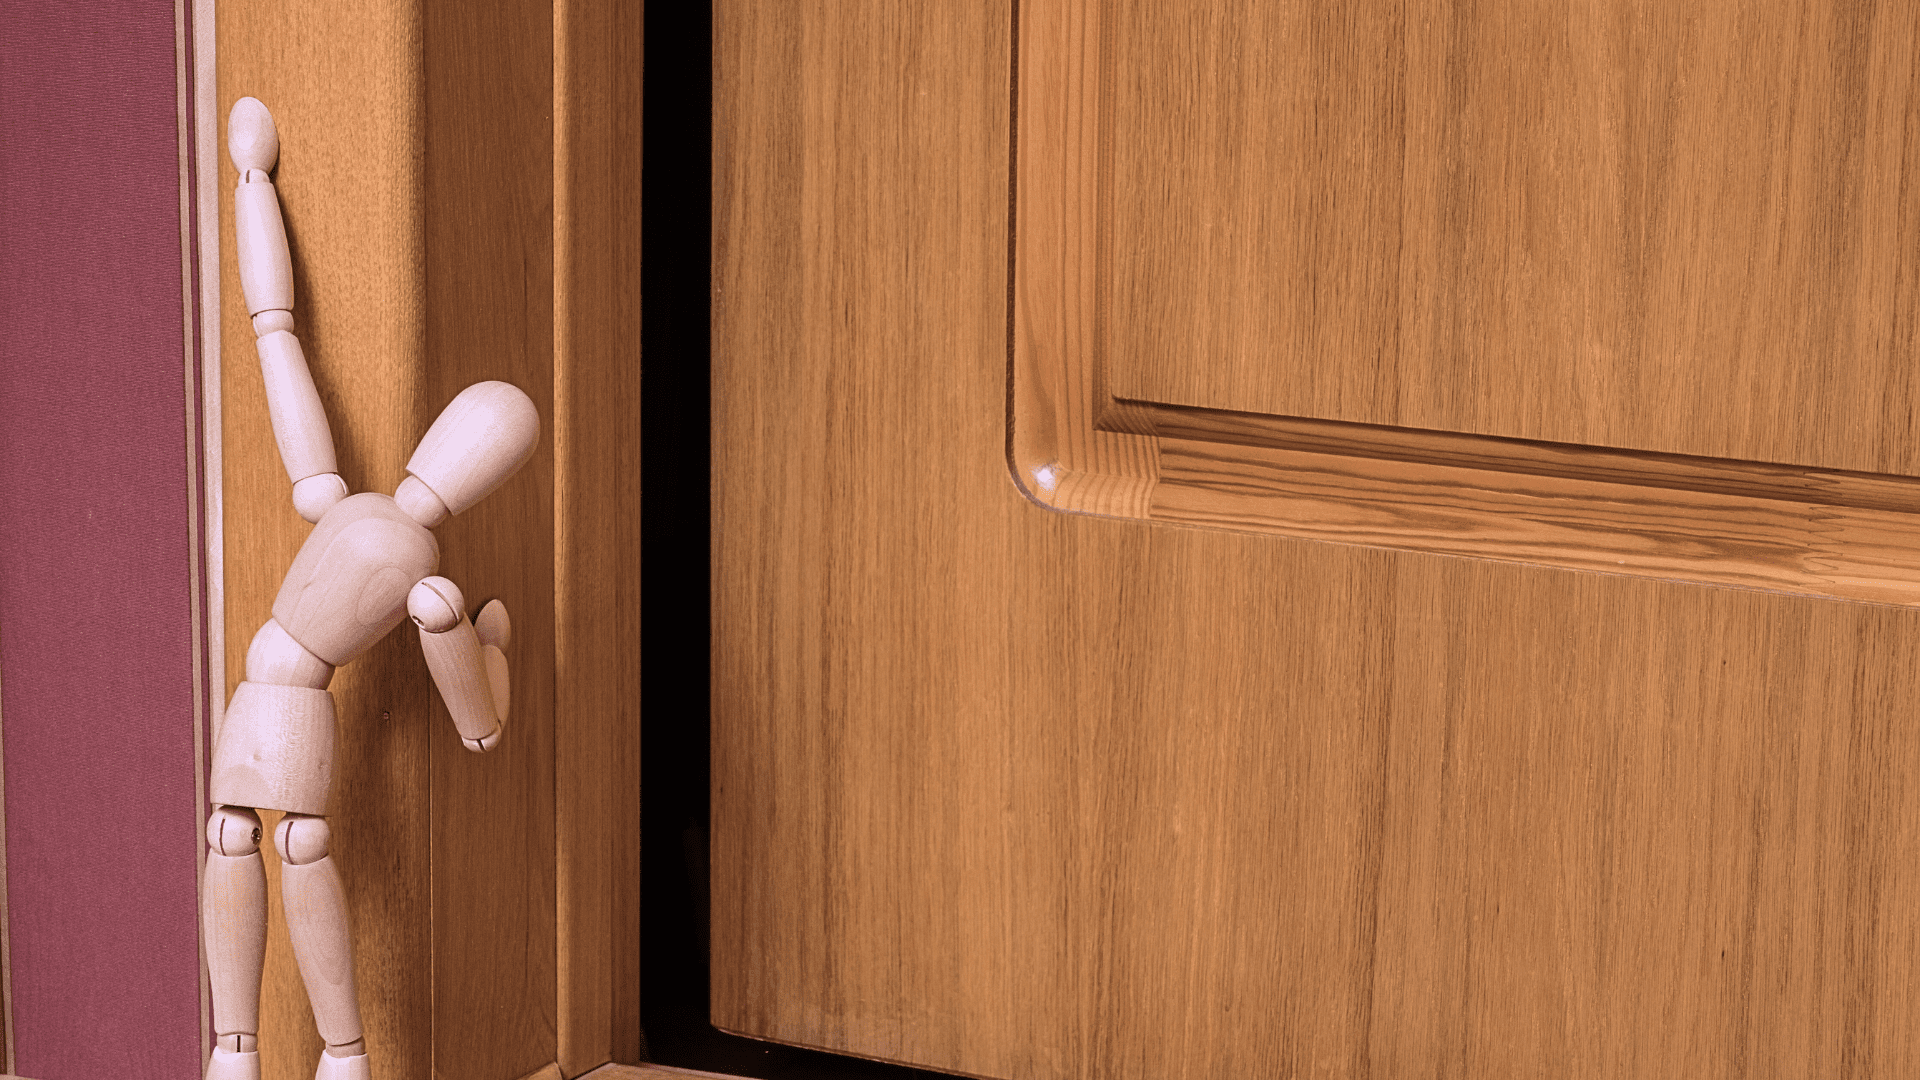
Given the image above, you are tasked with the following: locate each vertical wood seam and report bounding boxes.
[556,0,642,1071]
[554,0,607,1069]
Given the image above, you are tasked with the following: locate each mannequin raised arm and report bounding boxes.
[230,97,347,523]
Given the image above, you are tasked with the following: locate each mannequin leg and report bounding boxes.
[203,806,266,1080]
[275,813,370,1078]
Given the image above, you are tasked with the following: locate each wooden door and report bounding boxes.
[712,2,1920,1077]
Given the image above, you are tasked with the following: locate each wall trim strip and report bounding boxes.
[180,0,223,1069]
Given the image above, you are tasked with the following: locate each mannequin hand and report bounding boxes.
[471,599,511,751]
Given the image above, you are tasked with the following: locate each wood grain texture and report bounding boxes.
[221,2,556,1077]
[1101,0,1920,476]
[423,0,558,1076]
[714,1,1920,1077]
[1009,0,1158,517]
[1130,404,1920,515]
[1151,438,1920,608]
[219,4,431,1075]
[1012,0,1920,609]
[555,0,645,1071]
[415,614,502,744]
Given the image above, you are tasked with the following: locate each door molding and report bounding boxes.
[1011,0,1920,608]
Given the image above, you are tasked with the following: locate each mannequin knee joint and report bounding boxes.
[273,814,331,865]
[206,806,262,857]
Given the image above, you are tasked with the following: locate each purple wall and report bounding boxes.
[0,2,210,1077]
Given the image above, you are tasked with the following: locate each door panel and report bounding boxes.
[1100,0,1920,474]
[1014,0,1920,608]
[713,2,1920,1076]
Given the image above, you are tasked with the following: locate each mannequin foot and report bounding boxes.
[206,1044,261,1080]
[314,1047,371,1080]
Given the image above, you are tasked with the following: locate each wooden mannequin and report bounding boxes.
[202,98,539,1080]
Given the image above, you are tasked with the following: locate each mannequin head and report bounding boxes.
[394,381,539,528]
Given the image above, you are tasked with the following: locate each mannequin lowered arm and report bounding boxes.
[230,96,347,522]
[407,576,511,752]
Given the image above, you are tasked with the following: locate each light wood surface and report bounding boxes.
[404,382,542,516]
[245,619,335,690]
[279,854,363,1047]
[270,494,440,666]
[715,2,1920,1077]
[219,2,555,1077]
[554,0,644,1070]
[1013,0,1920,609]
[203,850,268,1046]
[478,600,512,725]
[232,178,293,316]
[251,330,336,488]
[412,589,506,747]
[211,682,336,815]
[1100,0,1920,476]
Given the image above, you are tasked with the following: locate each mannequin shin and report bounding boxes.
[203,849,267,1051]
[277,814,367,1058]
[203,806,267,1079]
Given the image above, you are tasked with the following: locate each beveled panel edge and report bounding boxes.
[1153,438,1920,608]
[1121,400,1920,517]
[1008,0,1158,519]
[1008,0,1920,607]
